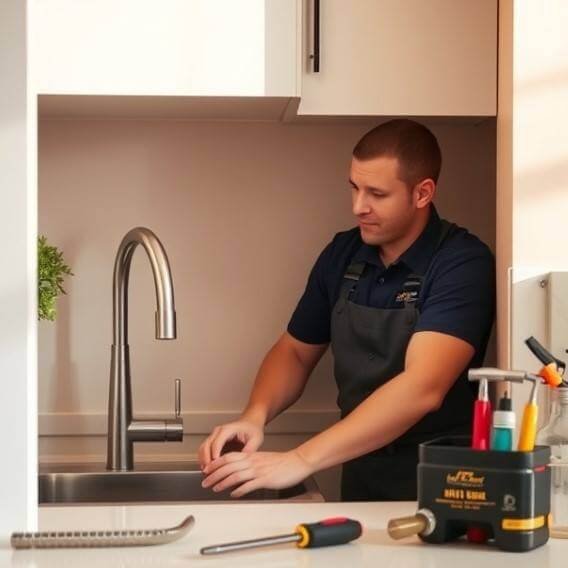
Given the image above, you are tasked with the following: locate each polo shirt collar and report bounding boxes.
[352,205,443,275]
[398,205,442,274]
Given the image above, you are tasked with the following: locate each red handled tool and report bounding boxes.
[468,378,492,543]
[200,517,362,555]
[471,378,492,450]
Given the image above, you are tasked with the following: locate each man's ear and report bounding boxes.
[414,178,436,209]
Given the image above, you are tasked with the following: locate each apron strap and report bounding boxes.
[335,262,365,313]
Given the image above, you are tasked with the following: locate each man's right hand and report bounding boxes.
[198,419,264,469]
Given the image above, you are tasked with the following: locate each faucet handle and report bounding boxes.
[163,379,183,442]
[174,378,181,419]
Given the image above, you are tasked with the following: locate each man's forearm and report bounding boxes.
[241,336,317,427]
[296,369,442,471]
[295,331,473,472]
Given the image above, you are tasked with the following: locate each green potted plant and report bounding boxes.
[38,235,73,321]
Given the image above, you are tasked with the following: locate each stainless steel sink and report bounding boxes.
[39,462,324,505]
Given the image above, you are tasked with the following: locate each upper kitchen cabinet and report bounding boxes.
[32,0,298,97]
[297,0,497,117]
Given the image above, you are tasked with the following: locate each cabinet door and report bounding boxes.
[32,0,298,97]
[298,0,497,116]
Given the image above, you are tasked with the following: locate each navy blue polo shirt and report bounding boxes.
[287,206,495,365]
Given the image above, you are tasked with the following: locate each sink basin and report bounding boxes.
[39,462,324,505]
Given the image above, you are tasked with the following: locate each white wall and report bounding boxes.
[38,117,496,498]
[512,1,568,271]
[0,0,38,533]
[498,0,568,424]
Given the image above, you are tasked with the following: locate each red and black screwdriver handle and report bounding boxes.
[295,517,363,548]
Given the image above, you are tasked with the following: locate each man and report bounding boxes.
[198,119,495,501]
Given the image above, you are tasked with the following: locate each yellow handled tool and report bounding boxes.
[517,377,538,452]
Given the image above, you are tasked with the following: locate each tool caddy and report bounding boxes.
[417,436,551,552]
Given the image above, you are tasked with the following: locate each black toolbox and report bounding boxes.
[417,436,551,552]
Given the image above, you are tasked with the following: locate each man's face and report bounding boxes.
[349,155,418,246]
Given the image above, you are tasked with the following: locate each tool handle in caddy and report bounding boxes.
[525,336,565,386]
[525,336,565,371]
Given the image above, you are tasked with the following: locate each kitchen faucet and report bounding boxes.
[107,227,183,471]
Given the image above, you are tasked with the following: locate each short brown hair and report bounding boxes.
[353,119,442,187]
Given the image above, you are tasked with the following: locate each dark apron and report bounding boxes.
[330,221,474,501]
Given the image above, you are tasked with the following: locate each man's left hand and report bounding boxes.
[201,449,314,498]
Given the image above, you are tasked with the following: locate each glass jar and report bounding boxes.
[536,386,568,528]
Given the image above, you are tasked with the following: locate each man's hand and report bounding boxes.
[198,420,264,469]
[201,449,314,498]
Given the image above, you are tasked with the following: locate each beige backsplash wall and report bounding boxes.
[38,117,496,499]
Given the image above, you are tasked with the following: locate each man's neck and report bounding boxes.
[379,208,431,267]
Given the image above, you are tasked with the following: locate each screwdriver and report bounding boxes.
[471,378,492,451]
[467,378,492,544]
[517,374,539,452]
[200,517,362,555]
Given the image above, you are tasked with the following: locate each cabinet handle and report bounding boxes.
[310,0,320,73]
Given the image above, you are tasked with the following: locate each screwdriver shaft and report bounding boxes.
[200,532,299,555]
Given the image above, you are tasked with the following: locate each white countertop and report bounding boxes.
[0,502,566,567]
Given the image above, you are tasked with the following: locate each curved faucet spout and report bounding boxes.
[112,227,176,344]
